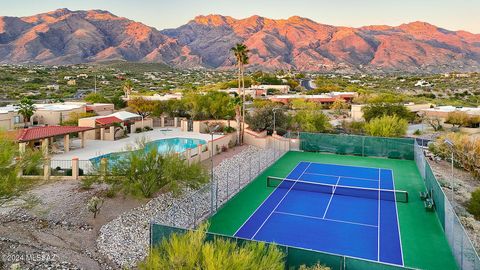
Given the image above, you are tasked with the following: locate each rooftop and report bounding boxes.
[16,126,94,142]
[422,105,480,115]
[95,116,123,126]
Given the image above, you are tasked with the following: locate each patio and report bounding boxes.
[51,128,224,161]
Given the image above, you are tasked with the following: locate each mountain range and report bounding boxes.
[1,8,480,73]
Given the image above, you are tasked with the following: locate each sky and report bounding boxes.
[1,0,479,33]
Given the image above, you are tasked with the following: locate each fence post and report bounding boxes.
[362,136,365,157]
[71,157,79,180]
[15,157,23,178]
[100,158,108,181]
[43,157,51,181]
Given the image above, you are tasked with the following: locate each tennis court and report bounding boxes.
[234,161,405,266]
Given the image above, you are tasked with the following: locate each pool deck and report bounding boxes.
[52,128,223,161]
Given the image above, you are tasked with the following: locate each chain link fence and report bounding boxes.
[414,140,480,269]
[155,143,287,229]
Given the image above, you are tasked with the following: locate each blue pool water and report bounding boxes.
[90,137,207,164]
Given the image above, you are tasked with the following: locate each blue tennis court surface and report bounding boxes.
[234,161,404,266]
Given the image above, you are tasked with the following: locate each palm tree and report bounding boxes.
[228,96,242,145]
[123,80,134,99]
[231,43,249,144]
[16,97,36,128]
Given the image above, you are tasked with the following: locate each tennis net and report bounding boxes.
[267,176,408,203]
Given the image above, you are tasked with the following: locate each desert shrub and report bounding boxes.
[138,224,285,270]
[434,133,480,179]
[364,115,408,137]
[468,188,480,220]
[109,144,208,198]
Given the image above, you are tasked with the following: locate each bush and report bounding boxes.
[108,144,209,198]
[135,127,143,133]
[468,188,480,220]
[364,115,408,137]
[413,129,422,135]
[362,103,414,122]
[223,126,236,133]
[144,126,153,131]
[138,224,285,270]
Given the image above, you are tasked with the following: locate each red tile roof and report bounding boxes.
[16,126,94,142]
[95,116,123,126]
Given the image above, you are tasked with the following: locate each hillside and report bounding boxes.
[1,9,480,72]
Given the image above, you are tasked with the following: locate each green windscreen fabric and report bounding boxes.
[150,223,416,270]
[150,223,186,247]
[345,257,415,270]
[299,133,414,160]
[286,247,344,270]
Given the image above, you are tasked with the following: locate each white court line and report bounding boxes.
[322,176,341,219]
[302,172,379,182]
[391,169,405,266]
[300,160,393,172]
[251,162,312,239]
[233,161,309,236]
[274,211,378,228]
[377,168,381,262]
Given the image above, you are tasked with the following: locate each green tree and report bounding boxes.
[364,115,408,137]
[292,110,331,133]
[289,100,331,133]
[446,111,470,129]
[127,97,157,118]
[110,94,127,109]
[331,99,349,115]
[123,79,134,98]
[0,132,42,206]
[362,103,413,122]
[138,224,285,270]
[16,97,36,127]
[246,106,289,134]
[84,93,110,104]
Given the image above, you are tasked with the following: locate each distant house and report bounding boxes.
[415,80,433,87]
[351,103,434,121]
[46,84,60,91]
[67,80,77,86]
[252,85,290,94]
[77,74,89,79]
[0,102,115,129]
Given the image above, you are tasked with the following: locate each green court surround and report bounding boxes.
[208,151,457,270]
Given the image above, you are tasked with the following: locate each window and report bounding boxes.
[13,116,21,124]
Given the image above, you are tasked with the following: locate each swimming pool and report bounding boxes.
[90,137,207,164]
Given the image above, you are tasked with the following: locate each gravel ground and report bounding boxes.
[96,145,283,268]
[0,180,145,270]
[428,158,480,252]
[0,145,284,269]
